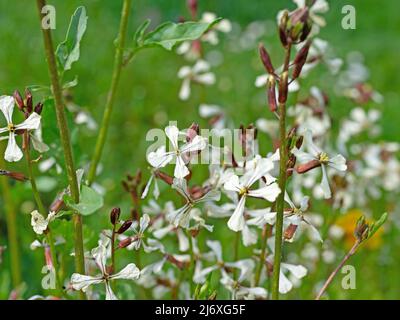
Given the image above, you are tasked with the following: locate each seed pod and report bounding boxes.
[278,71,289,104]
[296,159,321,174]
[110,207,121,225]
[117,220,133,234]
[13,90,25,111]
[259,44,275,75]
[267,75,277,112]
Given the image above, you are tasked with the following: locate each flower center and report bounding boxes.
[239,187,248,196]
[318,152,329,163]
[7,123,16,132]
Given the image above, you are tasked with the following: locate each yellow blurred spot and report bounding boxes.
[335,209,383,250]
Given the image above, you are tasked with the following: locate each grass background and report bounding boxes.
[0,0,399,299]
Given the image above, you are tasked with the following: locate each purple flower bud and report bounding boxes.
[110,207,121,225]
[13,90,25,111]
[278,71,289,104]
[117,220,132,234]
[267,75,277,112]
[25,89,33,113]
[259,44,275,75]
[34,102,43,115]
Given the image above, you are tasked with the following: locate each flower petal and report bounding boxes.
[4,132,23,162]
[109,263,140,281]
[248,183,281,202]
[0,95,14,123]
[15,112,41,131]
[70,273,103,292]
[227,196,246,232]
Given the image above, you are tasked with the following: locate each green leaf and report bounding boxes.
[368,212,388,239]
[133,19,151,47]
[64,185,103,216]
[142,19,221,50]
[56,6,88,72]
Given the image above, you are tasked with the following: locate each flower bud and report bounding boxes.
[292,40,311,80]
[186,123,199,142]
[25,89,33,113]
[13,90,25,111]
[278,71,289,104]
[267,75,277,112]
[279,11,290,47]
[187,0,197,19]
[279,8,312,46]
[118,237,133,249]
[259,44,275,75]
[296,159,321,174]
[0,169,27,182]
[34,102,43,115]
[354,216,369,242]
[110,207,121,225]
[284,223,298,241]
[117,220,132,234]
[154,170,174,185]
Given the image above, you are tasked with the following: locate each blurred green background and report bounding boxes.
[0,0,399,299]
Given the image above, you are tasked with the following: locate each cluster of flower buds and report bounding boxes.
[14,89,43,119]
[279,8,312,47]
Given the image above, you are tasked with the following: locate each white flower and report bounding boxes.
[193,240,254,284]
[0,95,41,162]
[178,60,215,100]
[223,158,281,231]
[70,243,140,300]
[147,125,207,179]
[338,108,381,153]
[30,210,57,235]
[284,194,323,242]
[220,269,267,300]
[292,130,347,198]
[167,178,220,228]
[278,262,307,294]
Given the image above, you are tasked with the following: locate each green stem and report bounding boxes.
[36,0,85,299]
[271,44,291,300]
[233,231,240,280]
[0,144,22,288]
[315,241,360,300]
[254,224,271,286]
[87,0,132,185]
[23,136,63,297]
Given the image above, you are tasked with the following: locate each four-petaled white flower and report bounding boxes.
[223,158,281,232]
[168,178,220,228]
[0,95,41,162]
[147,125,207,179]
[284,194,323,243]
[292,130,347,199]
[70,244,140,300]
[177,60,216,100]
